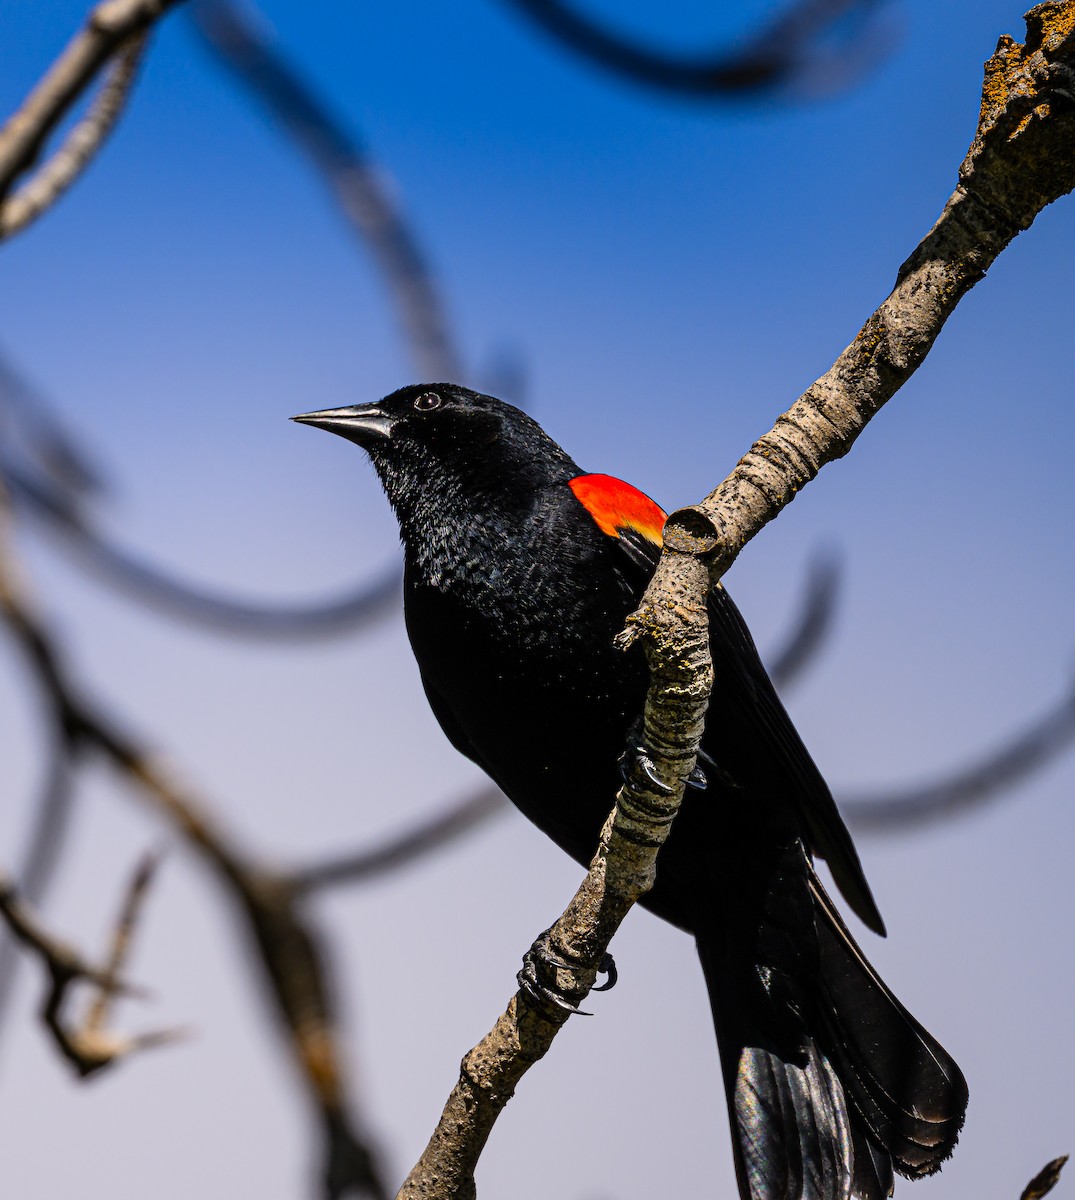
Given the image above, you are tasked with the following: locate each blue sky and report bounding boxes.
[1,2,1074,1198]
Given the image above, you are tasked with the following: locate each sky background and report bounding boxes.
[1,1,1074,1198]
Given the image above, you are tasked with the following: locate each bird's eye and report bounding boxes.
[414,392,443,412]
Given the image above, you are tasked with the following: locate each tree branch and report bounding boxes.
[0,489,388,1200]
[500,0,889,96]
[0,31,149,241]
[400,6,1075,1193]
[0,352,403,639]
[188,0,460,382]
[0,857,178,1079]
[843,675,1075,832]
[292,784,507,895]
[0,722,79,1052]
[766,549,841,689]
[0,0,182,207]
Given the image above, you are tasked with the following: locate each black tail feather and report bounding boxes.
[734,1042,854,1200]
[697,852,966,1200]
[808,872,967,1177]
[851,1126,895,1200]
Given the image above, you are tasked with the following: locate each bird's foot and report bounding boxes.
[618,719,710,793]
[516,930,617,1017]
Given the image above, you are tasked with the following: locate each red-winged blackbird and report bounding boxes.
[294,384,967,1200]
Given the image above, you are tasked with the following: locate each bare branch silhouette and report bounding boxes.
[0,345,106,502]
[293,784,507,895]
[0,724,79,1049]
[0,358,402,638]
[0,32,149,241]
[843,677,1075,833]
[0,491,388,1199]
[189,0,460,382]
[12,474,402,637]
[500,0,889,97]
[0,860,179,1078]
[767,549,841,689]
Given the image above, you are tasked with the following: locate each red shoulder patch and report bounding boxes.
[568,474,666,546]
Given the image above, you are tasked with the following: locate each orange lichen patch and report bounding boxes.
[569,474,666,546]
[1027,2,1075,53]
[979,35,1020,127]
[978,5,1075,132]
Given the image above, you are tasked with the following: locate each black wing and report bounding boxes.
[617,527,884,936]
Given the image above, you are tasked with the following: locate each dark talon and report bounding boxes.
[618,738,674,794]
[517,962,590,1014]
[592,952,618,992]
[638,752,675,794]
[515,931,620,1016]
[620,716,708,794]
[517,955,592,1015]
[686,763,708,790]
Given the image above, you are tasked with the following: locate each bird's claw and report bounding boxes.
[619,724,710,794]
[618,734,674,795]
[592,952,618,992]
[686,763,708,790]
[516,933,618,1016]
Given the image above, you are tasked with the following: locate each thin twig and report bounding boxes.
[0,32,149,240]
[843,678,1075,832]
[0,346,104,501]
[1,452,402,638]
[292,785,508,895]
[501,0,888,96]
[0,865,175,1079]
[0,722,79,1053]
[189,0,460,382]
[767,549,841,689]
[82,849,161,1035]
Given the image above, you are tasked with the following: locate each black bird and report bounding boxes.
[293,384,967,1200]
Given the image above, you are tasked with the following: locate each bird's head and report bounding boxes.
[292,384,579,535]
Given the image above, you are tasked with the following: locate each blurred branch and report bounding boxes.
[0,352,403,639]
[81,849,161,1035]
[0,347,105,502]
[0,724,79,1049]
[767,549,840,689]
[0,491,388,1199]
[0,859,178,1079]
[0,32,149,241]
[1022,1156,1069,1200]
[292,784,507,895]
[189,0,461,382]
[52,521,401,637]
[843,678,1075,833]
[0,0,182,208]
[500,0,889,96]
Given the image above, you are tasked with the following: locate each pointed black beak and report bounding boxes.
[291,404,396,446]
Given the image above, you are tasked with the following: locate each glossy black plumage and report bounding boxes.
[293,384,968,1200]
